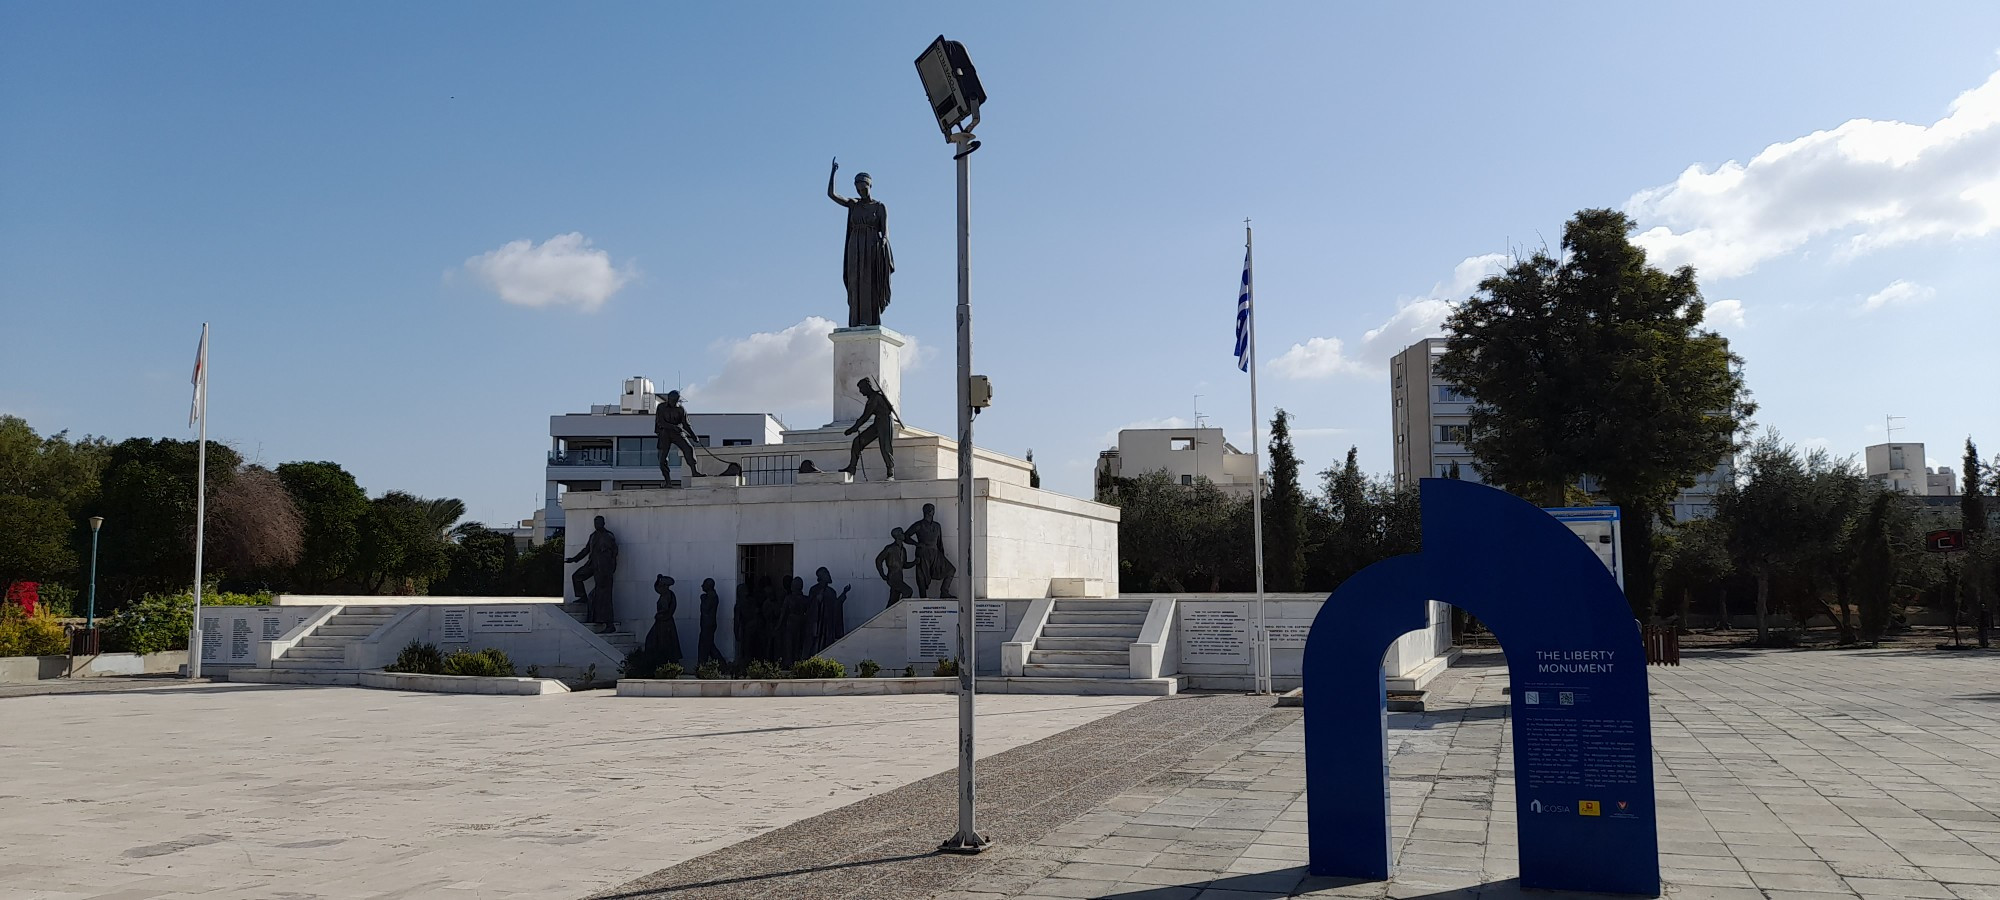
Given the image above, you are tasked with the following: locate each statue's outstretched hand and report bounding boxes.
[830,157,839,171]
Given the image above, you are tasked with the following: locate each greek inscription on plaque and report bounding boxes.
[905,601,959,662]
[230,616,254,662]
[200,616,222,662]
[262,615,285,640]
[441,607,470,643]
[471,606,534,633]
[974,601,1006,633]
[1180,603,1249,664]
[1267,622,1310,649]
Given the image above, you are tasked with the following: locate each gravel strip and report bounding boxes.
[586,692,1294,900]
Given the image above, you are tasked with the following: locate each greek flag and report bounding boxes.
[1233,245,1252,372]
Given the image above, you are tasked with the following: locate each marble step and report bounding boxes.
[977,676,1178,697]
[1051,600,1152,613]
[1027,649,1128,666]
[314,624,379,637]
[1033,636,1130,652]
[335,606,403,616]
[1046,611,1147,626]
[1041,623,1141,639]
[1021,662,1131,679]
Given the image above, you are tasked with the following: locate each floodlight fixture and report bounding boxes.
[915,36,985,137]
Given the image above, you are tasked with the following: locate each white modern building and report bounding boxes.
[544,376,785,539]
[1094,427,1260,498]
[1390,338,1480,485]
[1865,442,1957,496]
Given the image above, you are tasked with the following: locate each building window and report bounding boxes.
[1170,438,1194,451]
[1437,424,1470,443]
[615,436,660,468]
[1435,385,1472,403]
[1181,474,1193,486]
[722,438,752,447]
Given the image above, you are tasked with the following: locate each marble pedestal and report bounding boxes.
[828,326,905,429]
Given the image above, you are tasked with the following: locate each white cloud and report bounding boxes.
[1861,279,1934,311]
[462,233,633,310]
[1271,336,1366,380]
[1274,253,1508,381]
[683,317,839,421]
[1705,298,1747,328]
[1628,65,2000,278]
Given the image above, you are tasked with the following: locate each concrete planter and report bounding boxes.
[0,652,186,684]
[360,670,570,696]
[617,676,959,698]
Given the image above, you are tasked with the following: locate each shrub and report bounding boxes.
[441,647,515,677]
[792,656,844,679]
[385,640,445,674]
[902,665,915,678]
[0,605,68,657]
[654,661,684,679]
[35,583,78,619]
[933,657,959,677]
[99,590,278,654]
[743,659,784,679]
[695,660,723,680]
[857,659,881,678]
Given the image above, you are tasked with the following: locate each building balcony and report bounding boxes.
[547,450,664,469]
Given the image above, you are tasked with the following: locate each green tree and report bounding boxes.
[276,461,370,590]
[435,523,520,596]
[518,535,566,596]
[1263,409,1307,591]
[1311,447,1376,589]
[95,438,244,601]
[1104,470,1252,592]
[0,415,110,510]
[1714,432,1814,643]
[1658,517,1732,625]
[1435,209,1753,618]
[0,495,77,586]
[354,491,452,593]
[1852,491,1896,643]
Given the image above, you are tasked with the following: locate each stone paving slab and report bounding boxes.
[587,693,1291,900]
[946,648,2000,900]
[0,683,1146,899]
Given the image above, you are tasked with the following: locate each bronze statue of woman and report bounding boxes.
[828,158,893,327]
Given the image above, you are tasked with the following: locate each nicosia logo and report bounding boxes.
[1616,801,1629,812]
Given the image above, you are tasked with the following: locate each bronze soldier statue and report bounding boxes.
[731,583,753,665]
[698,578,722,667]
[841,377,901,479]
[653,390,703,481]
[904,503,957,599]
[875,527,916,605]
[809,567,849,652]
[645,575,683,664]
[566,515,619,627]
[827,158,893,327]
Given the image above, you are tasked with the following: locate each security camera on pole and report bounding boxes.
[915,34,991,856]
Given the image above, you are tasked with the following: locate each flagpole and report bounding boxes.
[188,324,208,679]
[1245,224,1269,695]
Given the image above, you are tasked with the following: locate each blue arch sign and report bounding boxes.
[1303,478,1659,896]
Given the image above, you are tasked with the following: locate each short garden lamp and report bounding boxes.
[87,516,104,630]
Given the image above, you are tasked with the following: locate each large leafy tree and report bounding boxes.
[1435,209,1752,617]
[1310,447,1375,589]
[1104,470,1252,592]
[354,491,457,593]
[277,461,371,591]
[205,465,304,586]
[1263,409,1307,592]
[0,495,77,585]
[435,523,520,597]
[94,438,245,600]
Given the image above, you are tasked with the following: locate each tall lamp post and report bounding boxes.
[84,515,104,656]
[916,34,990,856]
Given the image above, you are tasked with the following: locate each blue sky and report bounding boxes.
[4,3,1998,526]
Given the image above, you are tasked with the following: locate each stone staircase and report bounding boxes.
[560,601,639,658]
[274,605,402,670]
[1023,599,1150,679]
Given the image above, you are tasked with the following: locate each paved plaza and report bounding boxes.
[0,684,1146,899]
[5,649,1999,900]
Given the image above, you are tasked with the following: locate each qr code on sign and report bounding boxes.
[1523,691,1539,705]
[1559,692,1574,706]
